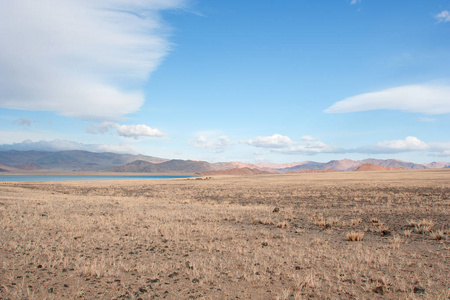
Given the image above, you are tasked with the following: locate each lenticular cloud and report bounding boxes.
[325,84,450,115]
[0,0,184,120]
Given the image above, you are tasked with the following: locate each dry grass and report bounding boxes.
[431,230,446,241]
[0,169,449,299]
[346,231,364,241]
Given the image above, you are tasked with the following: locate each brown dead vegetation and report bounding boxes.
[0,169,449,299]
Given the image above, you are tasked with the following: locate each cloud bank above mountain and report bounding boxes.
[0,139,138,153]
[191,133,450,157]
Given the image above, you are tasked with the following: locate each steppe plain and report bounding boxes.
[0,169,449,299]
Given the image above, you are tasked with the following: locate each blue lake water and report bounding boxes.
[0,174,195,182]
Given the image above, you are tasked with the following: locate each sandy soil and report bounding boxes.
[0,169,449,299]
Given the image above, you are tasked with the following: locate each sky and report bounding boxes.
[1,0,450,164]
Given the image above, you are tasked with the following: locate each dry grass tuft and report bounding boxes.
[390,235,404,249]
[371,217,380,224]
[415,225,432,234]
[346,231,364,241]
[431,230,445,241]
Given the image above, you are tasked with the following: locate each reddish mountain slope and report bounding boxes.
[287,169,337,174]
[200,168,273,176]
[354,163,405,171]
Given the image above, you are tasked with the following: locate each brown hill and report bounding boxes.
[200,167,273,176]
[0,163,11,172]
[354,163,405,172]
[0,163,23,172]
[287,169,337,174]
[114,159,215,174]
[13,163,43,170]
[212,161,304,173]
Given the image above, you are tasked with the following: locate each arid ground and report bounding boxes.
[0,170,449,299]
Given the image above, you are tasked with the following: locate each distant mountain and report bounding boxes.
[112,160,164,173]
[278,158,443,173]
[212,161,305,172]
[212,161,254,170]
[423,162,450,169]
[280,161,336,172]
[0,150,166,171]
[13,163,43,170]
[0,163,16,172]
[114,159,215,174]
[360,159,426,170]
[199,167,274,176]
[287,169,337,174]
[1,150,449,174]
[354,163,404,172]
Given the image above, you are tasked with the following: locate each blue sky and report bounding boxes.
[1,0,450,163]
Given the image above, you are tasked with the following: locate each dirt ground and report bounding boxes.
[0,169,449,299]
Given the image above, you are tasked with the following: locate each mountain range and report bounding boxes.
[0,150,166,172]
[0,150,449,174]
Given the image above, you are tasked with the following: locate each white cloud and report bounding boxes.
[417,117,437,123]
[0,139,138,153]
[435,10,450,23]
[189,135,232,153]
[301,135,317,141]
[351,136,450,156]
[350,0,361,4]
[428,142,450,156]
[376,136,430,151]
[87,122,165,139]
[244,134,339,155]
[0,0,185,120]
[275,140,340,155]
[244,134,450,156]
[246,134,294,148]
[325,84,450,115]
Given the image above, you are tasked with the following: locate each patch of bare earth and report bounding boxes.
[0,169,449,299]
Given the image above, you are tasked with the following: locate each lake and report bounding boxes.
[0,174,195,182]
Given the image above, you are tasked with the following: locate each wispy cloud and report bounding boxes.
[274,140,341,155]
[246,134,294,148]
[0,0,185,120]
[0,139,138,153]
[325,84,450,115]
[189,135,233,153]
[189,131,450,158]
[350,136,450,156]
[435,10,450,23]
[350,0,361,4]
[417,117,437,123]
[245,134,339,155]
[13,117,33,127]
[87,122,165,139]
[244,134,450,157]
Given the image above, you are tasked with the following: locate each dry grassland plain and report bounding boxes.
[0,169,449,299]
